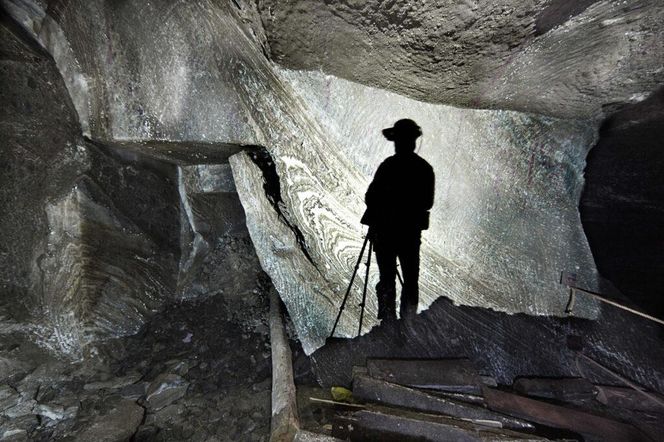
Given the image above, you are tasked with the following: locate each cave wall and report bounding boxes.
[0,11,83,322]
[280,69,601,311]
[0,12,181,356]
[35,145,180,355]
[3,0,268,142]
[176,161,267,317]
[1,0,612,354]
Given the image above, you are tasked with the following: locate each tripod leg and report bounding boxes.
[358,240,372,337]
[329,236,369,338]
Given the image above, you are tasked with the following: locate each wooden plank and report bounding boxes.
[367,358,482,394]
[333,408,549,441]
[270,290,299,442]
[353,375,534,430]
[512,377,597,402]
[482,387,651,442]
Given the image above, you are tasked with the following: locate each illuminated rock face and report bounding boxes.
[2,0,610,354]
[231,70,602,353]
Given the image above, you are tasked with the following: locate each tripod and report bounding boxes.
[328,235,403,339]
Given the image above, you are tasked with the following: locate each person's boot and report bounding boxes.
[399,287,419,335]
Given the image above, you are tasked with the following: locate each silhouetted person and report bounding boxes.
[362,119,435,321]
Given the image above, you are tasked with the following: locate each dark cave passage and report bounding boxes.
[580,87,664,319]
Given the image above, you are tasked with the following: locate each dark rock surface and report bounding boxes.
[310,296,664,395]
[258,0,664,118]
[176,161,265,306]
[35,143,180,355]
[580,87,664,319]
[145,374,190,411]
[0,9,280,440]
[0,10,181,355]
[0,268,276,441]
[0,9,83,324]
[75,398,144,442]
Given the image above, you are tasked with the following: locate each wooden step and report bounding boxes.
[512,377,597,402]
[595,385,664,413]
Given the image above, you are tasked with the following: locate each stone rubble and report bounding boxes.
[0,267,304,441]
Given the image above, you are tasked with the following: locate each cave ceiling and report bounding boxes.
[258,0,664,119]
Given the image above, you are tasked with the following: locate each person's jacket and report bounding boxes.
[361,152,435,231]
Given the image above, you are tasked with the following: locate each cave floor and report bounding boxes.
[1,287,276,441]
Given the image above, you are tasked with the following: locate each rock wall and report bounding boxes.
[35,145,180,355]
[2,0,609,354]
[0,11,181,356]
[279,69,601,315]
[0,11,82,324]
[176,161,268,319]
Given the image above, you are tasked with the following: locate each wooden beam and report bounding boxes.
[482,387,650,442]
[595,386,664,413]
[334,408,549,441]
[512,377,597,402]
[270,290,299,442]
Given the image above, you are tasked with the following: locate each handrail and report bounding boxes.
[565,285,664,326]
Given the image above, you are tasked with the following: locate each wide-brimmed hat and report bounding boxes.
[382,119,422,141]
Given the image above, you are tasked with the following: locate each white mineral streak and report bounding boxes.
[8,0,602,354]
[230,152,358,350]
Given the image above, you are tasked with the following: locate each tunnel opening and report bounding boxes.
[580,87,664,320]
